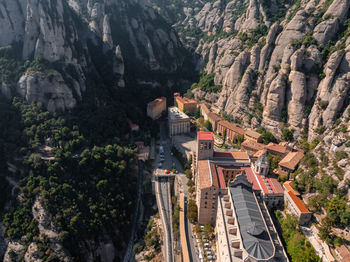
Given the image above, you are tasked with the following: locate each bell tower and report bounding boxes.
[255,150,269,176]
[196,132,214,161]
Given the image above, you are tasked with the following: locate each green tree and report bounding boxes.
[318,217,332,243]
[282,128,294,142]
[187,199,198,224]
[203,223,214,240]
[257,127,277,144]
[204,120,212,131]
[194,107,201,119]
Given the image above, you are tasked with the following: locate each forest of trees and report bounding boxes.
[0,96,139,261]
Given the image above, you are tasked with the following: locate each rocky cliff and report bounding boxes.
[156,0,350,206]
[170,0,350,142]
[0,0,191,112]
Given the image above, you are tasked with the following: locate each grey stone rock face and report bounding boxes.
[17,71,77,112]
[0,0,189,112]
[178,0,350,139]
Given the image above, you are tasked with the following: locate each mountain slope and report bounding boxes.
[0,0,194,112]
[174,0,350,142]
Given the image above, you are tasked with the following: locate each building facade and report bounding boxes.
[147,97,166,120]
[207,112,223,132]
[215,175,287,261]
[216,120,245,143]
[196,132,214,161]
[175,95,197,114]
[284,189,311,225]
[241,139,265,154]
[168,107,190,136]
[278,151,304,176]
[244,129,262,143]
[200,104,210,121]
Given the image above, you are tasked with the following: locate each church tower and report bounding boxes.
[255,150,269,176]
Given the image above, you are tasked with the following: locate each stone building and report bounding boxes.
[174,94,197,114]
[244,129,262,143]
[278,151,304,176]
[199,103,210,120]
[216,120,245,143]
[215,174,287,261]
[283,185,311,225]
[147,97,166,120]
[168,107,190,136]
[196,132,214,161]
[207,112,223,132]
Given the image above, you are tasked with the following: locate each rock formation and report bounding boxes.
[0,0,190,111]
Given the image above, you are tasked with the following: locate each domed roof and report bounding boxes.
[247,222,265,236]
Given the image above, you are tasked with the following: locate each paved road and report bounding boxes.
[123,161,144,262]
[157,177,174,262]
[157,120,199,262]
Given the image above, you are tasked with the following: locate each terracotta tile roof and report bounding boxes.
[255,173,270,194]
[268,176,284,194]
[279,151,304,170]
[200,103,210,115]
[217,120,245,135]
[207,112,223,122]
[336,245,350,261]
[245,129,262,139]
[265,142,287,155]
[148,97,166,109]
[197,160,211,189]
[209,162,225,189]
[253,149,265,158]
[198,160,225,189]
[241,139,265,152]
[283,181,300,196]
[279,141,289,147]
[213,151,250,161]
[286,190,310,213]
[241,166,260,191]
[198,131,214,140]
